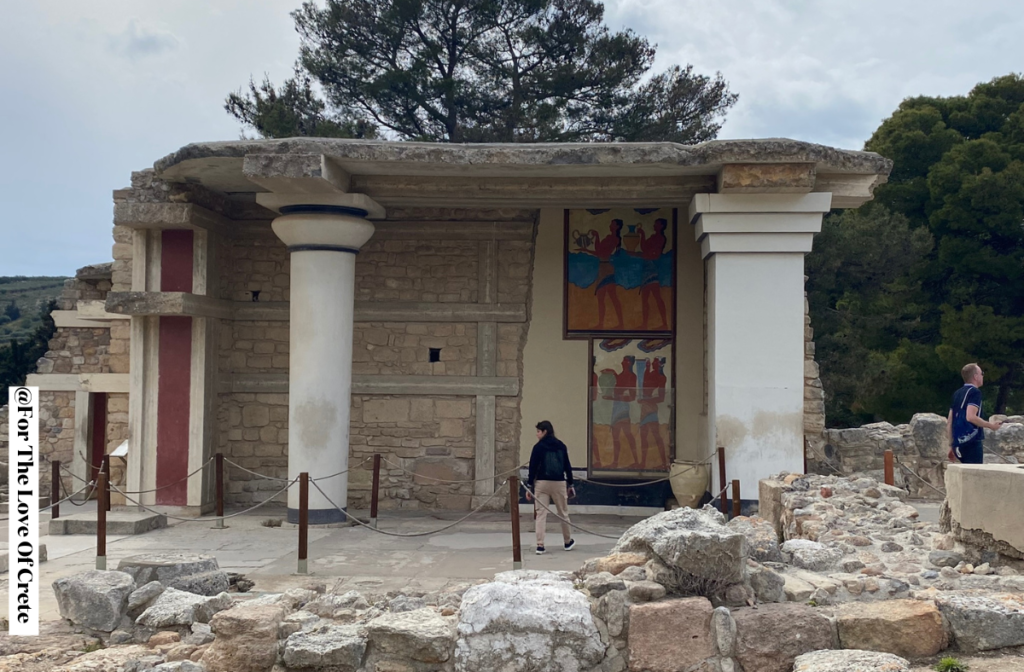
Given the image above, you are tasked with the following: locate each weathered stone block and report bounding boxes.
[363,399,410,424]
[284,623,367,670]
[935,593,1024,652]
[366,607,454,663]
[793,650,910,672]
[52,570,136,632]
[241,405,270,427]
[627,597,714,672]
[733,603,833,672]
[836,599,947,658]
[455,571,604,672]
[202,604,286,672]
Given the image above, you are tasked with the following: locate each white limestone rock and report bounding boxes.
[52,570,137,632]
[935,593,1024,652]
[455,572,604,672]
[611,506,747,586]
[136,587,232,629]
[366,607,455,663]
[283,623,367,670]
[781,539,842,571]
[793,649,909,672]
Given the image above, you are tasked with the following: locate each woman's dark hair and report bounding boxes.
[536,420,555,437]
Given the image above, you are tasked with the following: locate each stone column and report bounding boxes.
[270,205,376,523]
[690,193,831,500]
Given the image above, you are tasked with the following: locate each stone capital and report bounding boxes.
[257,192,386,219]
[689,193,832,259]
[270,208,376,252]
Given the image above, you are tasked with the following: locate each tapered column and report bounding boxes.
[271,205,375,523]
[691,193,831,499]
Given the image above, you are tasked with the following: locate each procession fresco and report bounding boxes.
[590,338,673,473]
[566,208,675,335]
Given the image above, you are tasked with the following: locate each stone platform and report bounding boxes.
[0,544,47,573]
[49,510,167,536]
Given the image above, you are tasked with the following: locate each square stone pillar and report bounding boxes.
[690,193,831,500]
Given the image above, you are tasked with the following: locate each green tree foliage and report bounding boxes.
[3,300,20,322]
[807,208,935,426]
[226,0,737,143]
[812,74,1024,425]
[0,300,56,391]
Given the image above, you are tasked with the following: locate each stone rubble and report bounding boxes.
[42,473,1024,671]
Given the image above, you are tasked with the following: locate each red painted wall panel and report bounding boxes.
[90,393,107,480]
[156,316,192,505]
[161,230,194,293]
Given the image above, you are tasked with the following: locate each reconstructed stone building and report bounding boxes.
[20,139,891,521]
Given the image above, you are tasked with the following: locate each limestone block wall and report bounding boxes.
[803,281,827,469]
[213,214,535,510]
[809,414,1024,499]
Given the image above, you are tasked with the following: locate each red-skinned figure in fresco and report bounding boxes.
[638,357,668,469]
[636,218,669,330]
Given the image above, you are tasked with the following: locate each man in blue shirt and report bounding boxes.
[947,363,1003,464]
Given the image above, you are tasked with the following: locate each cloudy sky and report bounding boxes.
[1,1,1020,276]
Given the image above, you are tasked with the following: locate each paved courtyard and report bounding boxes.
[1,501,642,622]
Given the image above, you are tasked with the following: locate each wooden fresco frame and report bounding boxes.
[561,207,679,479]
[563,208,678,340]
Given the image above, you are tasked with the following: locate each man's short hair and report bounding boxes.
[962,363,981,383]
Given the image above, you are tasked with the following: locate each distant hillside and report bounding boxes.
[0,276,68,344]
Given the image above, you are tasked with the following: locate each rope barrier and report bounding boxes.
[109,480,296,523]
[894,457,947,497]
[223,458,291,482]
[522,482,629,540]
[310,478,510,538]
[0,482,96,522]
[60,475,98,506]
[577,452,716,488]
[310,456,374,482]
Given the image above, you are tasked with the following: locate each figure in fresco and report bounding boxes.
[582,219,626,329]
[638,357,668,469]
[636,218,670,331]
[605,355,638,467]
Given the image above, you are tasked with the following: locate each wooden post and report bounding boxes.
[101,455,111,511]
[509,476,522,570]
[884,450,894,486]
[718,446,727,514]
[215,453,225,528]
[298,472,309,575]
[732,479,741,519]
[370,454,381,529]
[96,470,107,570]
[51,459,61,520]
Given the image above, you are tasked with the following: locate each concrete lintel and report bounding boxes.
[243,153,352,194]
[717,163,816,194]
[105,292,233,319]
[688,192,834,223]
[355,302,526,323]
[700,232,814,258]
[52,311,125,329]
[26,373,130,393]
[695,213,824,237]
[114,202,235,239]
[219,373,519,396]
[355,174,713,208]
[814,173,887,208]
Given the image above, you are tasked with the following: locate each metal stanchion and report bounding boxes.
[370,454,381,529]
[884,450,894,486]
[96,471,108,570]
[509,476,522,570]
[101,455,111,511]
[732,479,741,519]
[298,472,309,575]
[718,446,728,515]
[51,459,61,520]
[215,453,225,529]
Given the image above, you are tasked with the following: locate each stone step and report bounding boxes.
[48,510,167,536]
[0,496,52,514]
[0,544,48,573]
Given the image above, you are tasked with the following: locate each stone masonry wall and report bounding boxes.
[214,215,536,510]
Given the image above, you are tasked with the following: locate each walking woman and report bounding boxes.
[525,420,576,554]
